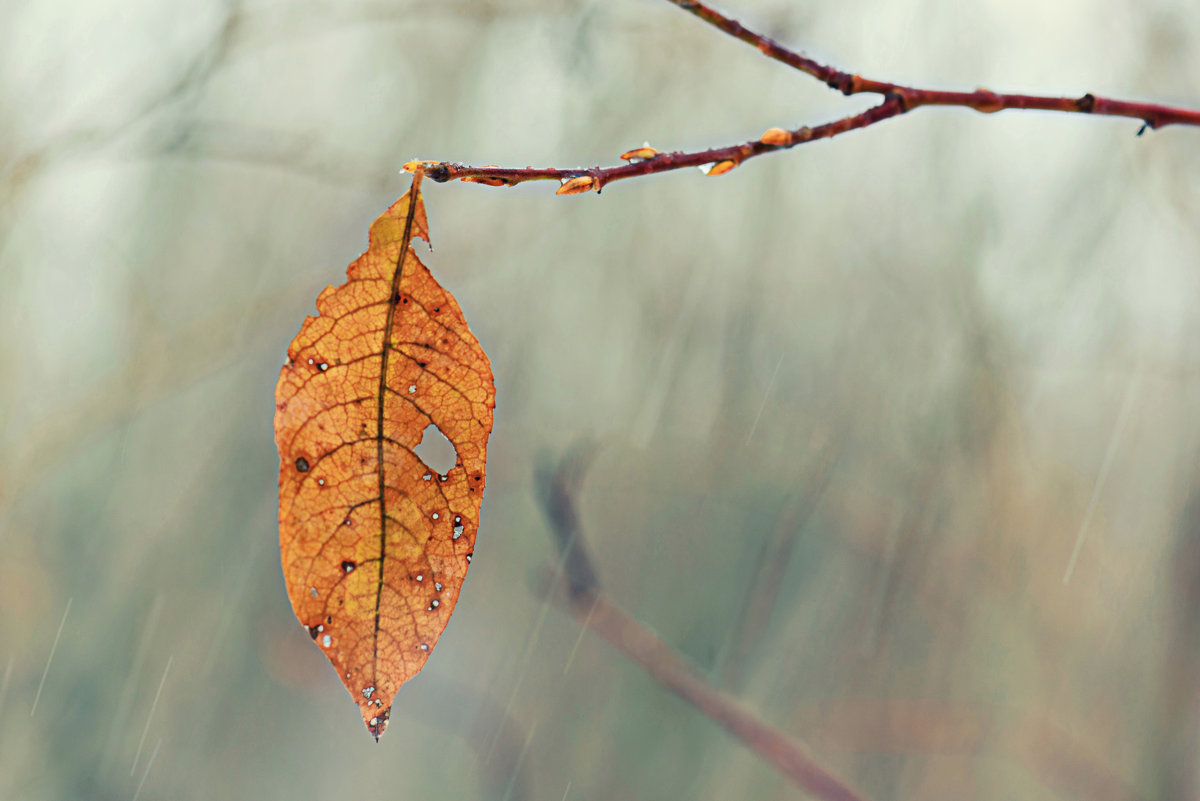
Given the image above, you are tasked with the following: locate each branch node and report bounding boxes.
[1077,93,1097,113]
[834,74,859,95]
[885,90,911,112]
[974,89,1004,114]
[403,160,451,182]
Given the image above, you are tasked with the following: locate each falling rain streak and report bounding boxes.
[31,597,72,718]
[1062,377,1139,585]
[130,736,162,801]
[131,655,173,776]
[0,656,14,720]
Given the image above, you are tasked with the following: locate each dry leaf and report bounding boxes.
[274,174,495,739]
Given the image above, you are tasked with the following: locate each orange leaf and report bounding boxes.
[274,174,495,740]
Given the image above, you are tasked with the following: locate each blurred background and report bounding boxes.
[2,0,1199,798]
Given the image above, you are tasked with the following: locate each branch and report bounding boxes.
[556,586,870,801]
[534,447,870,801]
[665,0,1200,129]
[404,0,1200,194]
[533,445,1149,800]
[403,100,904,192]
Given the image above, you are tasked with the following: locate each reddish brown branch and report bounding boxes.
[405,0,1200,193]
[404,99,905,191]
[665,0,1200,130]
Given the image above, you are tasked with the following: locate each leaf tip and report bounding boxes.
[365,706,391,740]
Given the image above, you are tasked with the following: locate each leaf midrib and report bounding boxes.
[373,179,424,672]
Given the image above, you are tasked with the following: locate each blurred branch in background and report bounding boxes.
[535,444,1155,801]
[535,444,870,801]
[719,431,844,690]
[0,0,243,207]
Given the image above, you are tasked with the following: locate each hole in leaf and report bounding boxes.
[414,424,456,475]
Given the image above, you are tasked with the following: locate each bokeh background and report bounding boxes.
[2,0,1199,798]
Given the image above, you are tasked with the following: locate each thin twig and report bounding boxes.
[534,442,600,597]
[405,1,1200,193]
[665,0,1200,131]
[535,446,869,801]
[406,100,904,191]
[535,444,1147,799]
